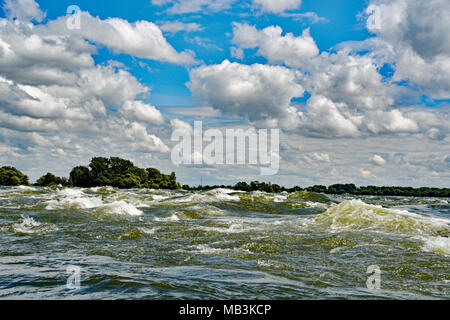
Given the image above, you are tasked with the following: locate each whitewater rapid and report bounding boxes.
[0,186,448,299]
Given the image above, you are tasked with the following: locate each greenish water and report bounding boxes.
[0,186,449,299]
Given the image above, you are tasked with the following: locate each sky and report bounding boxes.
[0,0,449,188]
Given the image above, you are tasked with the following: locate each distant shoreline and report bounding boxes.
[1,183,449,198]
[1,157,449,198]
[183,183,450,198]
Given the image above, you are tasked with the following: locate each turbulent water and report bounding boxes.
[0,186,449,300]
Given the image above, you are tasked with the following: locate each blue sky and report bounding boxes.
[0,0,449,187]
[22,0,374,108]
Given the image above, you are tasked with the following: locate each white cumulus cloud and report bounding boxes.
[372,155,386,166]
[188,60,304,124]
[121,101,165,124]
[252,0,302,13]
[232,23,319,68]
[2,0,46,22]
[40,12,196,65]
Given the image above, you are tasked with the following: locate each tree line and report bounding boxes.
[0,157,181,190]
[184,182,450,197]
[0,161,449,197]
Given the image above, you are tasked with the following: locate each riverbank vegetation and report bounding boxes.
[1,157,181,190]
[69,157,181,189]
[1,160,449,197]
[34,173,70,187]
[185,182,450,198]
[0,166,29,186]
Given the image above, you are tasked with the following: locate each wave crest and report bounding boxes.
[311,199,449,236]
[45,188,142,216]
[12,215,57,235]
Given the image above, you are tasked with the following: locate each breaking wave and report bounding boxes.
[287,191,331,203]
[12,215,57,235]
[310,199,449,235]
[421,236,450,255]
[46,189,103,209]
[96,200,143,216]
[154,214,180,222]
[45,188,142,216]
[169,188,241,204]
[308,199,450,255]
[1,185,449,300]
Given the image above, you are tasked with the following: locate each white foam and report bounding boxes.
[310,199,450,236]
[45,188,143,216]
[305,201,329,209]
[56,188,85,197]
[194,244,252,255]
[257,260,280,267]
[421,236,450,255]
[198,222,248,234]
[16,186,38,191]
[330,247,345,254]
[154,214,180,222]
[101,200,143,216]
[13,215,56,234]
[207,188,241,201]
[138,227,157,235]
[207,188,241,194]
[88,186,117,193]
[46,188,103,210]
[209,191,240,202]
[152,195,169,201]
[273,195,288,202]
[171,190,240,203]
[46,194,103,210]
[205,189,242,201]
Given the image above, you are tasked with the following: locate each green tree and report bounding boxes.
[67,157,181,190]
[307,185,327,193]
[109,157,134,175]
[35,172,67,187]
[0,166,29,186]
[70,166,91,188]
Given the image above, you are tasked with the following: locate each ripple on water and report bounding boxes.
[0,187,449,299]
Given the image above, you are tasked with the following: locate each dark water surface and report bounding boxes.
[0,186,449,299]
